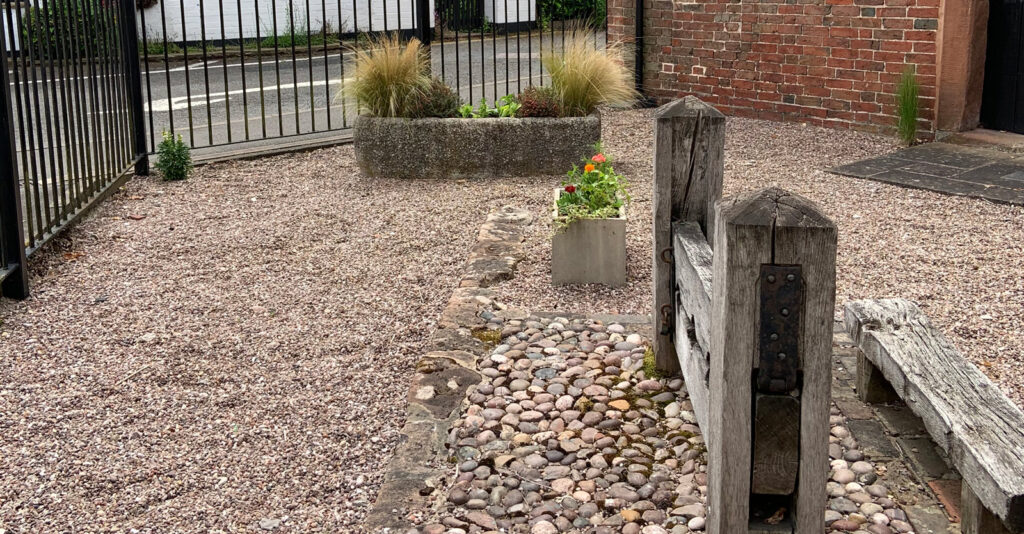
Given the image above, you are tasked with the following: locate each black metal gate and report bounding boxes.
[982,0,1024,133]
[0,0,147,298]
[136,0,607,151]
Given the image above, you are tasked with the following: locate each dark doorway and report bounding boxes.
[982,0,1024,133]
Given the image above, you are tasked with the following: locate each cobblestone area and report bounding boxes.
[409,312,919,534]
[430,315,708,534]
[826,408,916,534]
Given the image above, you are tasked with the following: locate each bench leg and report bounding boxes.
[856,352,899,404]
[962,484,1014,534]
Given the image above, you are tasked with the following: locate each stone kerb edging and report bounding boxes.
[366,206,535,531]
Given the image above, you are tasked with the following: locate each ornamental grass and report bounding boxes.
[896,66,920,146]
[345,33,429,118]
[541,26,638,117]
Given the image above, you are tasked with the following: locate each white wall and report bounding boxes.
[1,0,537,52]
[2,6,23,53]
[483,0,533,25]
[135,0,436,43]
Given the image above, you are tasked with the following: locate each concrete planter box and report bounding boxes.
[353,113,601,179]
[551,189,627,287]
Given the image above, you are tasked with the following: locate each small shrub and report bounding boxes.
[516,86,562,117]
[555,143,629,231]
[897,66,920,146]
[542,26,638,116]
[155,132,193,181]
[344,33,429,118]
[406,77,461,118]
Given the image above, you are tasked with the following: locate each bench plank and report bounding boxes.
[673,221,713,351]
[845,299,1024,531]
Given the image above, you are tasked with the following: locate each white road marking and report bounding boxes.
[146,77,344,112]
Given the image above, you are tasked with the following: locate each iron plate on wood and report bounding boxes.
[757,264,803,394]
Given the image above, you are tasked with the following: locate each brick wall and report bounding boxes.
[609,0,938,133]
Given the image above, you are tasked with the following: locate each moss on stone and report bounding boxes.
[641,346,664,380]
[472,328,502,347]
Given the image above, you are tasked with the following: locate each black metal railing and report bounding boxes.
[0,0,146,298]
[135,0,606,151]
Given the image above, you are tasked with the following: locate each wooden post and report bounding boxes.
[856,352,900,404]
[652,97,725,372]
[962,484,1016,534]
[707,188,837,534]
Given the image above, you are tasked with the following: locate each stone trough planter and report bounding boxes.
[551,189,627,287]
[353,113,601,179]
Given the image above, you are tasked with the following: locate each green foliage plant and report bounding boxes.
[542,25,638,116]
[22,1,111,60]
[538,0,606,28]
[344,33,429,117]
[140,39,182,56]
[456,95,520,118]
[496,94,521,117]
[897,66,920,146]
[554,143,629,231]
[155,131,193,181]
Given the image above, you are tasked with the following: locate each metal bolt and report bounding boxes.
[781,308,790,316]
[770,333,779,341]
[778,352,787,360]
[786,274,796,282]
[767,274,776,283]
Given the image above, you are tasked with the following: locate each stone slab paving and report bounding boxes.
[830,328,959,534]
[830,142,1024,206]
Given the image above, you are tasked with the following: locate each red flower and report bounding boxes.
[592,153,606,163]
[565,185,576,193]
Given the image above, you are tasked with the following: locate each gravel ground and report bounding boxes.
[0,108,1021,532]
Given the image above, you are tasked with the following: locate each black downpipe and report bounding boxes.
[633,0,655,107]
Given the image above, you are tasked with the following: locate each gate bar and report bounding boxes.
[121,0,151,175]
[0,37,30,299]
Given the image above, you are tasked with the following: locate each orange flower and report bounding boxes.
[584,163,595,173]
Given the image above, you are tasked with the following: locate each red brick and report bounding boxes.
[611,0,938,133]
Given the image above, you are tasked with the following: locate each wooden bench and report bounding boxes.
[845,299,1024,534]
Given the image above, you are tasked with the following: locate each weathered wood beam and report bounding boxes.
[673,221,713,352]
[752,394,801,495]
[707,187,836,534]
[674,311,710,433]
[846,298,1024,532]
[652,97,725,373]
